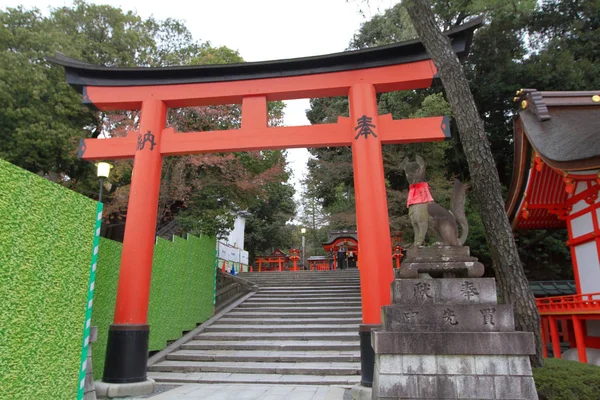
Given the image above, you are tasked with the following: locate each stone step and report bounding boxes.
[243,297,361,302]
[194,332,358,341]
[256,287,358,290]
[149,360,361,375]
[224,311,362,319]
[239,271,360,276]
[205,324,360,333]
[153,272,366,387]
[258,286,359,291]
[166,349,361,363]
[218,318,362,325]
[256,292,360,296]
[246,293,361,298]
[148,371,362,386]
[251,280,360,283]
[248,276,360,280]
[181,340,360,352]
[254,285,360,289]
[249,276,359,280]
[233,305,362,312]
[238,301,362,308]
[243,294,361,304]
[251,293,361,299]
[250,282,360,287]
[259,284,360,293]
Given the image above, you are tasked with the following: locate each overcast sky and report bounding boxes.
[4,0,399,198]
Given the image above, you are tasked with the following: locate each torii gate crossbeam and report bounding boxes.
[48,18,479,388]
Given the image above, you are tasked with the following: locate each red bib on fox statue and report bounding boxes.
[407,182,434,207]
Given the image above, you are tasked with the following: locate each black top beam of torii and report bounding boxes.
[47,17,482,91]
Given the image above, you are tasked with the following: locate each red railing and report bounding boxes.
[536,293,600,364]
[311,263,331,271]
[536,292,600,315]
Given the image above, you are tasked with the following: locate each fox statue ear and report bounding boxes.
[399,157,409,173]
[415,155,426,169]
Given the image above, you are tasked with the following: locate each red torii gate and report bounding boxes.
[50,19,478,387]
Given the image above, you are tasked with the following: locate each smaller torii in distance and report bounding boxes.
[49,18,480,389]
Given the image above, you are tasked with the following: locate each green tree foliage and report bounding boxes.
[306,6,457,250]
[0,6,95,190]
[1,1,296,254]
[307,0,599,276]
[243,153,297,262]
[297,179,330,257]
[0,1,199,193]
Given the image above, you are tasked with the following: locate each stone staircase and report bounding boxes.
[148,270,362,386]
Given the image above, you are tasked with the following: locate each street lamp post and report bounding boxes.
[301,228,306,270]
[96,162,112,202]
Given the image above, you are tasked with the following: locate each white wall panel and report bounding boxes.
[224,216,246,249]
[571,213,594,238]
[575,241,600,294]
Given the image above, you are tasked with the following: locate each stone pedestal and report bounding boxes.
[372,247,538,399]
[398,246,484,279]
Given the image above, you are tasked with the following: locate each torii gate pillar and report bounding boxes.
[102,99,167,383]
[350,83,395,387]
[350,83,394,320]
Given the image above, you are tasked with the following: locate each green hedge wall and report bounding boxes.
[92,234,216,379]
[0,159,98,400]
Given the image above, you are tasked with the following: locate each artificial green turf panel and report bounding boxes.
[90,237,121,382]
[92,234,216,380]
[0,159,98,400]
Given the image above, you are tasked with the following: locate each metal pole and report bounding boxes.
[302,235,306,269]
[99,177,105,203]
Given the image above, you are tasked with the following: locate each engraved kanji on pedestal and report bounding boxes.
[372,247,538,399]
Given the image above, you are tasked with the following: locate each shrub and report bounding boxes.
[534,358,600,400]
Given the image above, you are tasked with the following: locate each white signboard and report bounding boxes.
[218,242,229,260]
[240,250,249,265]
[228,247,240,263]
[218,241,247,263]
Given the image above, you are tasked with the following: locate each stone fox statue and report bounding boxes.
[400,155,468,247]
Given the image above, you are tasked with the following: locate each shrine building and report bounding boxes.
[507,89,600,363]
[253,249,290,272]
[322,230,359,269]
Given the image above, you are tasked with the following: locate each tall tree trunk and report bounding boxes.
[403,0,543,367]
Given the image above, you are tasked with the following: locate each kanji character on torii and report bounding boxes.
[49,18,478,390]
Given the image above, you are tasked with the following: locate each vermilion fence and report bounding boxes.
[536,292,600,364]
[537,292,600,314]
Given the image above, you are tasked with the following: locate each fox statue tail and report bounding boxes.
[450,179,469,246]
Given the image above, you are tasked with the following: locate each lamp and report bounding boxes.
[96,162,112,202]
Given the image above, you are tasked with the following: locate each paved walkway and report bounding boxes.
[148,383,347,399]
